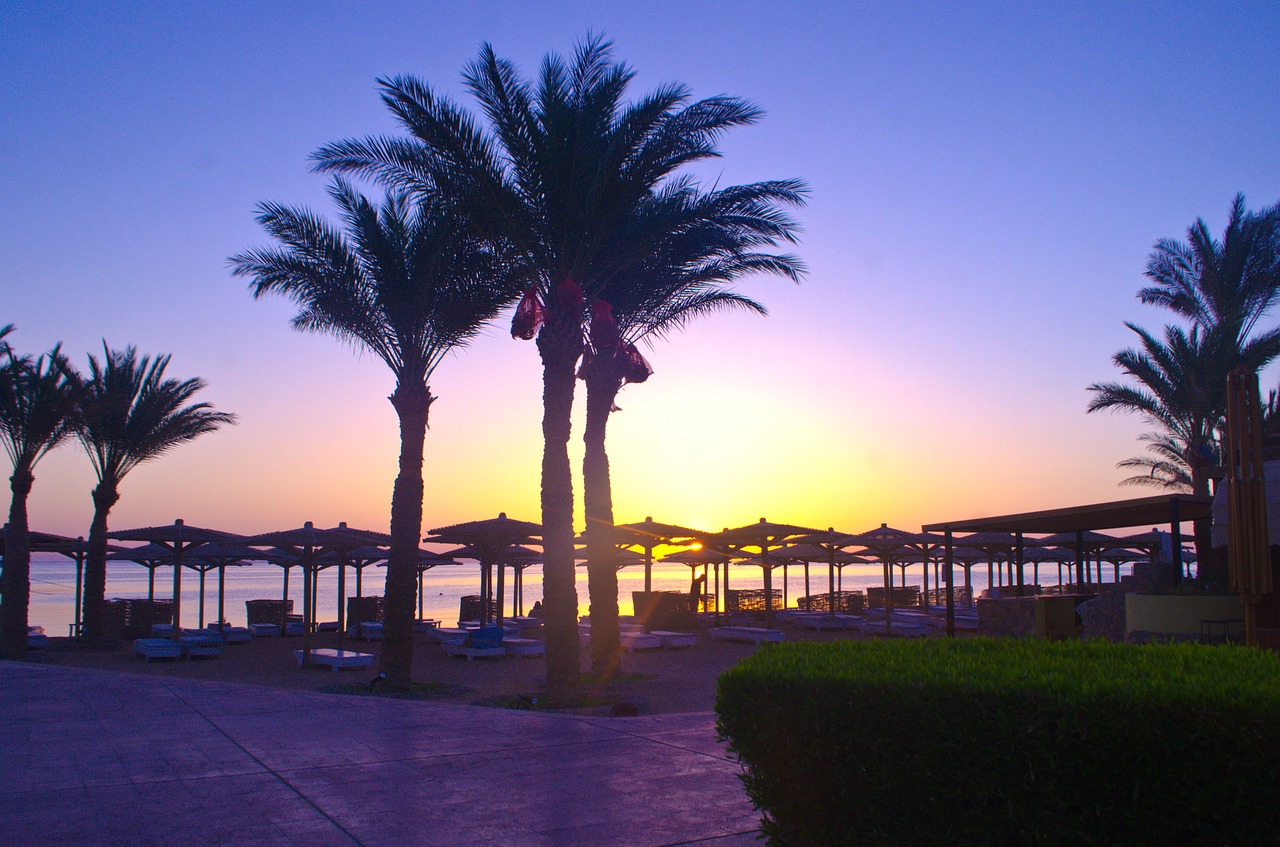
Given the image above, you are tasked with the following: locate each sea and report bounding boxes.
[14,553,1132,635]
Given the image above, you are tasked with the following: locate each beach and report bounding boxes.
[29,623,923,715]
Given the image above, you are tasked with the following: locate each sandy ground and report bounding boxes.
[28,622,939,715]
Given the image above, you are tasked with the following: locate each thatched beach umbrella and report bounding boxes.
[844,524,935,635]
[323,523,391,642]
[784,530,864,615]
[4,529,100,637]
[659,546,740,624]
[375,547,458,620]
[427,513,541,627]
[241,522,367,664]
[106,520,238,638]
[704,519,819,628]
[611,518,701,594]
[187,542,266,629]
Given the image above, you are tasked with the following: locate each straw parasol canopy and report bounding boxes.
[427,513,541,625]
[106,520,239,638]
[703,519,820,627]
[241,522,368,661]
[187,542,268,630]
[605,517,702,594]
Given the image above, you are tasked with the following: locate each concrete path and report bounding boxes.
[0,661,761,846]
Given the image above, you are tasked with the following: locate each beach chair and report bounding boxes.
[650,630,697,650]
[359,621,384,641]
[133,637,183,662]
[27,626,48,649]
[618,631,663,652]
[294,648,376,672]
[504,638,546,657]
[710,626,785,644]
[442,625,506,661]
[178,633,224,658]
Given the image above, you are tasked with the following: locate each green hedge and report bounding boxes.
[716,638,1280,846]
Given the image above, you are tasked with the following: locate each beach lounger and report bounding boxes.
[792,614,846,631]
[859,619,931,638]
[134,637,183,661]
[504,638,546,657]
[359,621,384,641]
[618,631,663,652]
[413,618,439,633]
[27,626,48,649]
[430,627,470,644]
[249,623,281,637]
[284,621,306,636]
[316,620,339,632]
[207,623,254,643]
[650,630,697,650]
[442,626,506,661]
[710,626,785,644]
[178,634,223,658]
[294,648,376,671]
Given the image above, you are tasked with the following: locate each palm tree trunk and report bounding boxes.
[382,381,432,689]
[0,468,35,660]
[81,480,120,645]
[1190,463,1219,585]
[583,372,622,678]
[538,328,582,706]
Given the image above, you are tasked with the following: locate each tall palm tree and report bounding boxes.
[1088,321,1280,575]
[1139,194,1280,345]
[314,35,770,704]
[230,179,523,687]
[0,342,79,659]
[579,182,806,674]
[78,346,235,644]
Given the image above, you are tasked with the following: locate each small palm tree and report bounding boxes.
[230,179,523,687]
[78,346,235,643]
[579,182,806,674]
[0,340,79,659]
[1088,321,1280,574]
[315,35,777,704]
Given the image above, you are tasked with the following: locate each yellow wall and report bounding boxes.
[1125,594,1244,637]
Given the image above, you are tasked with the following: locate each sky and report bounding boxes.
[3,1,1279,541]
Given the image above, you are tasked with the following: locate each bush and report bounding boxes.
[716,638,1280,846]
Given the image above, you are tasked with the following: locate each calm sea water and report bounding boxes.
[14,553,1127,635]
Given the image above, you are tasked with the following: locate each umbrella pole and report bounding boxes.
[782,562,789,610]
[218,565,226,630]
[356,564,362,598]
[301,558,313,664]
[417,567,424,621]
[497,559,506,628]
[827,549,835,616]
[713,561,720,625]
[171,545,183,639]
[644,546,653,594]
[281,565,290,633]
[804,561,811,611]
[337,558,346,648]
[198,567,207,628]
[147,566,155,601]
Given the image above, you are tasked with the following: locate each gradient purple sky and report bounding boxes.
[4,2,1279,539]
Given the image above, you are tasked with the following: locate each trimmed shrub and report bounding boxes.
[716,638,1280,846]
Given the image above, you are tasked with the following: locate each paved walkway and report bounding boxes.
[0,661,761,846]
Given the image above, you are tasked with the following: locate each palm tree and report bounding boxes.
[314,35,774,704]
[0,341,79,659]
[78,346,235,644]
[579,182,806,674]
[1139,194,1280,345]
[230,179,523,687]
[1088,321,1280,576]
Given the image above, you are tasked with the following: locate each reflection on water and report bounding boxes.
[13,553,1123,634]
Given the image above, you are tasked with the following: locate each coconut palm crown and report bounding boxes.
[578,179,806,674]
[313,34,775,704]
[230,178,524,686]
[78,345,235,643]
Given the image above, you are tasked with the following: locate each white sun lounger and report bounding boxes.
[860,619,931,637]
[710,626,785,644]
[294,648,376,671]
[792,614,847,631]
[504,638,546,657]
[618,631,663,652]
[650,630,697,649]
[178,634,223,658]
[133,638,183,661]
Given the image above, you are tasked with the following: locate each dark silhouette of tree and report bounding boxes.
[1092,195,1280,578]
[0,338,79,659]
[77,346,234,643]
[579,182,805,674]
[314,35,772,704]
[231,179,523,687]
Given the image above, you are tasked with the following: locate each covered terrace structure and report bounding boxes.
[923,493,1213,636]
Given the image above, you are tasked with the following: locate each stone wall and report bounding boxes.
[976,597,1036,638]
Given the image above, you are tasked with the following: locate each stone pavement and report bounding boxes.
[0,661,762,846]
